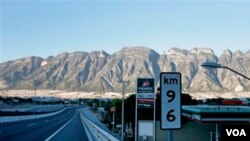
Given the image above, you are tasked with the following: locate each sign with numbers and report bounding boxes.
[160,72,181,129]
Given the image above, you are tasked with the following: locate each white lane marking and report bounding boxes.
[44,112,76,141]
[27,123,36,127]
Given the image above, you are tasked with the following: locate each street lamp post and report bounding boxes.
[120,80,129,141]
[201,62,250,80]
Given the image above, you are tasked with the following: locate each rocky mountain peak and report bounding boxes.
[119,46,156,54]
[99,50,110,57]
[55,52,69,58]
[245,50,250,57]
[112,46,159,61]
[190,47,214,55]
[46,56,55,60]
[90,50,110,58]
[121,46,152,51]
[222,49,232,56]
[69,51,87,56]
[167,48,188,56]
[234,50,243,56]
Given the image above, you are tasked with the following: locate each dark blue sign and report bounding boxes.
[137,78,155,93]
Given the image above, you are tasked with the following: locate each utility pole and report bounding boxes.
[99,90,102,120]
[99,81,105,121]
[122,81,125,141]
[121,80,129,141]
[33,79,37,118]
[113,112,115,132]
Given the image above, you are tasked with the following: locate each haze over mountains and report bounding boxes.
[0,47,250,94]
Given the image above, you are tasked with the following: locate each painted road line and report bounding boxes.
[27,123,37,127]
[44,111,76,141]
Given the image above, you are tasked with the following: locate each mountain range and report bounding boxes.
[1,47,250,93]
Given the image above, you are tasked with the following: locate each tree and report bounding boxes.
[112,99,122,124]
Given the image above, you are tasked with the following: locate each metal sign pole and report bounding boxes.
[168,130,173,141]
[135,93,138,141]
[215,123,219,141]
[153,94,156,141]
[122,82,125,141]
[113,113,115,132]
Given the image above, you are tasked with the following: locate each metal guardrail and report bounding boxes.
[80,113,94,141]
[81,115,120,141]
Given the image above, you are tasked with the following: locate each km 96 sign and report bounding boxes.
[160,72,182,129]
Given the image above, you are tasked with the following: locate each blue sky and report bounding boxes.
[1,0,250,62]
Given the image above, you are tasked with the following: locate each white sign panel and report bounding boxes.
[138,120,153,136]
[160,72,181,129]
[137,93,155,99]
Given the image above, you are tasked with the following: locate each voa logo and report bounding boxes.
[226,129,246,136]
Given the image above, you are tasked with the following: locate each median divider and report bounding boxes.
[80,113,119,141]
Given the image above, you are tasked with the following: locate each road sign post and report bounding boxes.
[160,72,182,141]
[111,107,116,132]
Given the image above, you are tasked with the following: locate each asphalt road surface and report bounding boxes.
[0,107,89,141]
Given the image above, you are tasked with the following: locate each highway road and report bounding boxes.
[0,107,89,141]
